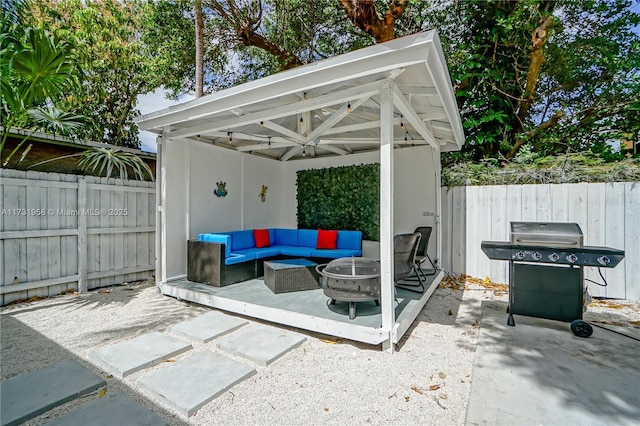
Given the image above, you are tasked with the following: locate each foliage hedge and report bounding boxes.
[442,152,640,188]
[296,163,379,241]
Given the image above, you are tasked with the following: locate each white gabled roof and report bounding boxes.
[137,30,465,160]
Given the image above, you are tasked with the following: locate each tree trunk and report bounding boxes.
[195,0,204,98]
[514,15,554,133]
[338,0,407,43]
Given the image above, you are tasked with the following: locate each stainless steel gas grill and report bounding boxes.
[481,222,624,335]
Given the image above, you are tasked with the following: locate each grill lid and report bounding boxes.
[510,222,583,247]
[319,257,380,279]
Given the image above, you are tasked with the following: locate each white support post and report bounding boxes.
[431,145,442,269]
[77,178,87,292]
[159,131,168,283]
[379,79,395,353]
[155,135,163,286]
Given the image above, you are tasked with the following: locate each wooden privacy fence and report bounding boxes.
[0,169,155,305]
[441,182,640,301]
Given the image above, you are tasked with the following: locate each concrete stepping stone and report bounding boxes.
[217,325,306,367]
[90,332,191,378]
[138,351,255,417]
[0,359,105,426]
[169,311,248,343]
[43,391,168,426]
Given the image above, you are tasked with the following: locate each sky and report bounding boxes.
[136,89,194,153]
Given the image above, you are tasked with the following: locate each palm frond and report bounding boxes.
[78,147,154,181]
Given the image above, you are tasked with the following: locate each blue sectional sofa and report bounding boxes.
[187,228,363,287]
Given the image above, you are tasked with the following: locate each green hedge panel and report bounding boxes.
[296,163,379,241]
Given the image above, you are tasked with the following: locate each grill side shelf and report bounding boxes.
[481,241,625,267]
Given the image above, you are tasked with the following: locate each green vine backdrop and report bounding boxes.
[296,163,379,241]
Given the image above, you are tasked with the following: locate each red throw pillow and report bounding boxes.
[253,229,271,248]
[316,229,338,249]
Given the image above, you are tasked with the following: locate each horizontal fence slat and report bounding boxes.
[0,275,80,294]
[86,265,154,280]
[1,229,78,239]
[86,183,155,193]
[0,178,78,189]
[86,227,155,235]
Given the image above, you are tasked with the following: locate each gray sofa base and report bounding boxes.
[187,240,346,287]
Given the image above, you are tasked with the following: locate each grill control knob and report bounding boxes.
[514,251,525,260]
[531,252,542,261]
[548,253,560,262]
[566,254,579,264]
[597,256,611,266]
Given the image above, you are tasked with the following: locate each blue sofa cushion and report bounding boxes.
[297,229,318,248]
[274,228,298,246]
[225,252,255,265]
[277,246,315,257]
[198,233,231,258]
[230,230,255,251]
[234,247,281,259]
[337,230,363,250]
[310,249,363,259]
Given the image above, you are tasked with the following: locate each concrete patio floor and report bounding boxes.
[466,301,640,425]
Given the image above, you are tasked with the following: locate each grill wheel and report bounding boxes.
[571,320,593,338]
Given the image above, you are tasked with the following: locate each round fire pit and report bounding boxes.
[316,257,381,319]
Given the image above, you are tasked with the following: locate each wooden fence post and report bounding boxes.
[77,178,88,292]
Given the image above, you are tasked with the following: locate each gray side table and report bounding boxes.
[263,259,319,293]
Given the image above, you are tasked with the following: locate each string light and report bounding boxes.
[404,131,408,143]
[302,146,306,157]
[260,121,264,127]
[347,102,352,113]
[299,117,304,125]
[227,131,232,142]
[268,136,271,148]
[400,115,404,129]
[196,134,200,141]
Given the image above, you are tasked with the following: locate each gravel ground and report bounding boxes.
[2,279,639,426]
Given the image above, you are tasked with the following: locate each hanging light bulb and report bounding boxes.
[227,131,232,142]
[196,134,200,141]
[268,136,271,148]
[302,146,306,157]
[404,131,408,143]
[260,121,264,127]
[299,117,304,125]
[347,102,352,113]
[400,115,404,129]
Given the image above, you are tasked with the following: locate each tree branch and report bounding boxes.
[337,0,407,43]
[209,0,303,70]
[507,109,564,159]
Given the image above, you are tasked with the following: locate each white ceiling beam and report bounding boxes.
[304,97,369,143]
[317,145,349,155]
[280,145,304,161]
[235,142,296,152]
[396,86,438,95]
[392,85,439,149]
[166,80,384,140]
[317,138,427,145]
[322,117,401,136]
[205,131,296,145]
[261,121,305,144]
